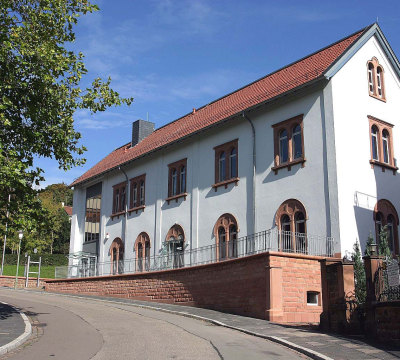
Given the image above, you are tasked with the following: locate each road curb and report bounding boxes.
[0,301,32,356]
[9,289,332,360]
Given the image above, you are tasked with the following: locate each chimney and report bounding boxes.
[131,119,155,147]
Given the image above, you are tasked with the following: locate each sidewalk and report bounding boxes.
[6,288,400,360]
[0,301,31,356]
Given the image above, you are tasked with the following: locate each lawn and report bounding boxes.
[1,265,56,279]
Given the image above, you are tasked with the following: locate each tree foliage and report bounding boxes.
[352,241,366,304]
[0,1,132,234]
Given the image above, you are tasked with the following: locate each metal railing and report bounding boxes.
[55,229,335,279]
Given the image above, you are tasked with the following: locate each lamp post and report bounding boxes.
[1,194,11,275]
[14,230,23,289]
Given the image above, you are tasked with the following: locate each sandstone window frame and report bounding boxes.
[111,181,126,219]
[275,199,308,254]
[367,57,386,102]
[374,199,399,255]
[368,115,397,174]
[129,174,146,214]
[165,224,185,268]
[110,237,124,275]
[167,159,187,204]
[213,139,239,191]
[135,232,151,272]
[214,213,239,260]
[272,115,305,174]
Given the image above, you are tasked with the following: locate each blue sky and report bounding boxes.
[36,0,400,187]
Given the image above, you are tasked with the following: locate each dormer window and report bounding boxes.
[367,57,386,101]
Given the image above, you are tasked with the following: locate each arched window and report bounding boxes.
[371,125,379,161]
[229,148,237,178]
[276,199,307,254]
[382,129,390,164]
[292,124,302,159]
[109,238,124,275]
[368,62,375,94]
[279,129,288,164]
[219,151,226,182]
[374,199,399,255]
[376,66,383,98]
[214,214,239,260]
[180,165,186,193]
[368,116,395,171]
[367,58,385,101]
[171,168,177,196]
[135,232,151,272]
[213,139,239,189]
[166,225,185,268]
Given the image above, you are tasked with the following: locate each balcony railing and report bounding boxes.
[55,229,335,279]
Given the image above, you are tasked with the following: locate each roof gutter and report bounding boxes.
[72,76,326,188]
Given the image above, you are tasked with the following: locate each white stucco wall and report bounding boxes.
[331,34,400,256]
[70,82,338,263]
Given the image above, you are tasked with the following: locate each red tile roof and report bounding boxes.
[63,206,73,216]
[71,27,367,187]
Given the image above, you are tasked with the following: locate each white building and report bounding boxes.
[68,23,400,277]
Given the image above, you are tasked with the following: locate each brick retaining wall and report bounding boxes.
[0,275,47,288]
[45,252,325,323]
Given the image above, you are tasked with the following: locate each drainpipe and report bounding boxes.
[242,111,256,236]
[118,166,129,245]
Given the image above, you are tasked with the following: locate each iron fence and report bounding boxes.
[374,258,400,301]
[55,229,335,279]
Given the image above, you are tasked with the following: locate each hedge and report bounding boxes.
[3,254,68,266]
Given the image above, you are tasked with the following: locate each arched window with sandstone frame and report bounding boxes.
[214,213,239,260]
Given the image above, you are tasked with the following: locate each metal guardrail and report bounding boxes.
[55,229,335,279]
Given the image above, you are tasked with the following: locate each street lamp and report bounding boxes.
[14,230,23,289]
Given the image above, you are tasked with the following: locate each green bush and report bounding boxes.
[3,254,68,266]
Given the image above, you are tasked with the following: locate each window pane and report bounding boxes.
[219,227,226,259]
[219,152,226,182]
[140,181,145,205]
[292,125,302,159]
[180,166,186,193]
[371,128,379,161]
[133,184,137,207]
[382,130,389,164]
[171,169,177,195]
[279,130,288,163]
[229,148,237,178]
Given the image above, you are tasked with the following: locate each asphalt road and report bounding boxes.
[0,289,307,360]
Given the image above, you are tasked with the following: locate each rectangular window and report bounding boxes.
[112,182,126,215]
[167,159,187,200]
[272,115,305,174]
[213,139,239,190]
[129,174,146,210]
[85,183,102,243]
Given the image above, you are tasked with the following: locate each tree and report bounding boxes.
[378,225,391,258]
[0,1,132,233]
[352,241,366,304]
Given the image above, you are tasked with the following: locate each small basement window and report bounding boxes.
[307,291,319,306]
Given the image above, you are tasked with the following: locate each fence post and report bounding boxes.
[363,255,383,303]
[37,257,41,287]
[25,256,30,288]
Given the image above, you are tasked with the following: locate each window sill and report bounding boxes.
[370,160,398,174]
[128,205,145,214]
[272,158,306,174]
[369,93,386,103]
[212,177,240,191]
[166,192,187,204]
[110,211,125,220]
